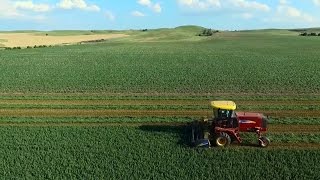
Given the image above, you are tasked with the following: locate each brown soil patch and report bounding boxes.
[0,33,128,47]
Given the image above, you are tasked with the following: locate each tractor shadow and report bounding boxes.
[139,124,193,147]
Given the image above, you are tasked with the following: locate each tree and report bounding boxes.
[300,32,307,36]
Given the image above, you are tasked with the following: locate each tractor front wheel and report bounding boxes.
[215,132,231,147]
[259,136,270,148]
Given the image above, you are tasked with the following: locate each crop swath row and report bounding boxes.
[0,95,320,118]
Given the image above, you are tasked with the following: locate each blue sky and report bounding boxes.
[0,0,320,30]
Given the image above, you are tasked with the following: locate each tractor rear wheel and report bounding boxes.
[215,132,231,147]
[259,136,270,148]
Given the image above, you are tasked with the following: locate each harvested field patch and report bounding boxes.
[0,33,128,47]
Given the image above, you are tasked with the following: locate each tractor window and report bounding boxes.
[217,109,233,119]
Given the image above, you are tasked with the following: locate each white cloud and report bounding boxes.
[313,0,320,6]
[152,3,161,13]
[177,0,221,10]
[57,0,100,12]
[0,0,21,18]
[276,5,315,23]
[137,0,162,13]
[131,11,146,17]
[177,0,269,13]
[0,0,47,21]
[241,12,253,19]
[231,0,270,12]
[138,0,152,6]
[14,1,51,12]
[105,10,115,21]
[279,0,288,5]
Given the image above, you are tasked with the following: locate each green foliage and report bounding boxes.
[0,126,319,179]
[300,32,320,36]
[199,28,218,36]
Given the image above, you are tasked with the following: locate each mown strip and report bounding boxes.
[1,99,320,106]
[0,108,319,117]
[0,117,319,125]
[0,104,320,111]
[0,117,193,123]
[269,117,320,125]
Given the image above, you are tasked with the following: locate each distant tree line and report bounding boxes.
[198,29,219,36]
[300,32,320,36]
[4,45,52,50]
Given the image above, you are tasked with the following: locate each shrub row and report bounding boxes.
[198,29,219,36]
[300,32,320,36]
[4,45,52,50]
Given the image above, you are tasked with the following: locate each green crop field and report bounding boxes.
[1,26,320,93]
[0,125,319,179]
[0,26,320,179]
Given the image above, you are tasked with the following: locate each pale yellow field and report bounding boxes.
[0,33,128,47]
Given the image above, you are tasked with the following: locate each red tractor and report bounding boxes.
[190,101,270,148]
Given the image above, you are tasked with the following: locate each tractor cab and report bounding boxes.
[211,101,238,128]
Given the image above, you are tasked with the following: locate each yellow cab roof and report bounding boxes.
[210,101,236,110]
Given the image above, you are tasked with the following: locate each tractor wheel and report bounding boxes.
[259,136,270,148]
[215,132,231,147]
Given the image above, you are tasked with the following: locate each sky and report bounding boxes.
[0,0,320,30]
